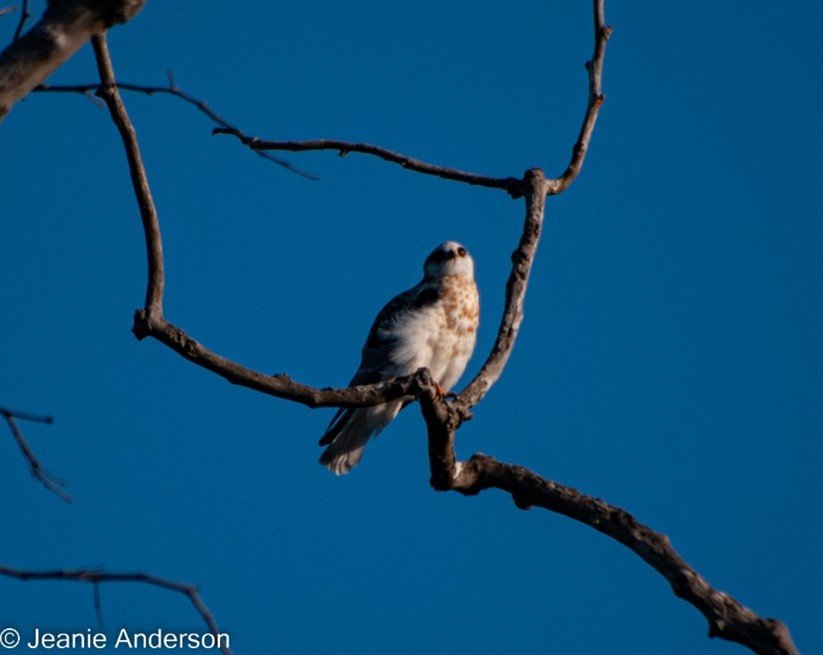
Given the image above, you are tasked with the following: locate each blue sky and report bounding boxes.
[1,2,821,654]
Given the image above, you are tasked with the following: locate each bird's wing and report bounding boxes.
[318,281,440,446]
[354,281,440,383]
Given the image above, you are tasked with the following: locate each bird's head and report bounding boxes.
[423,241,474,281]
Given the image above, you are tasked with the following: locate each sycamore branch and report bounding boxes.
[0,566,232,655]
[0,405,70,503]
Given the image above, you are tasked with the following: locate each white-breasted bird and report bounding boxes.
[319,241,479,474]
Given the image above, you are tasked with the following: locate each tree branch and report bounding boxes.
[35,78,315,179]
[0,0,145,119]
[454,168,548,416]
[418,431,800,655]
[545,0,612,194]
[0,565,232,655]
[91,33,163,318]
[0,405,70,503]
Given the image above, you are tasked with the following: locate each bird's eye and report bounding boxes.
[457,247,466,257]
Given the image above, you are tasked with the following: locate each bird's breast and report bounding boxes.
[427,276,479,389]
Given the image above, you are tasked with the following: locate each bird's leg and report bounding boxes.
[433,381,459,402]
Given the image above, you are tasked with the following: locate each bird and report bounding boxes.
[319,241,479,475]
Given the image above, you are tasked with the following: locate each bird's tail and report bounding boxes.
[318,401,402,475]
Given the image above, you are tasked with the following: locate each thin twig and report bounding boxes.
[0,566,232,655]
[11,0,26,40]
[0,5,16,19]
[0,405,71,503]
[35,80,316,179]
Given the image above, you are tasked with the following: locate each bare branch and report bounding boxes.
[455,168,548,416]
[0,405,71,503]
[35,80,315,179]
[0,5,16,19]
[0,565,232,655]
[546,0,612,194]
[0,0,145,118]
[418,420,800,655]
[213,127,526,197]
[135,314,444,408]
